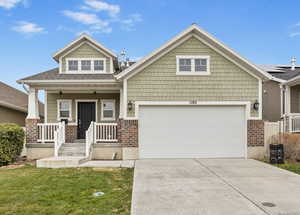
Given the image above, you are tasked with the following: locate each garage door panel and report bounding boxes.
[139,105,246,158]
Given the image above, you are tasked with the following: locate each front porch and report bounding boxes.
[282,81,300,133]
[24,85,139,165]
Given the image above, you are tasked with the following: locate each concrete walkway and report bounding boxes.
[131,159,300,215]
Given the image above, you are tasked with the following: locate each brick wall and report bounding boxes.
[117,119,138,147]
[247,120,264,146]
[25,119,40,143]
[66,125,77,143]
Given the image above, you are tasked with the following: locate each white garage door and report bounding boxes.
[139,105,246,158]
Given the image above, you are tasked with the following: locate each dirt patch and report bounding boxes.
[0,157,35,169]
[92,167,121,172]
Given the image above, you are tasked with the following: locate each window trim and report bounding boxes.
[101,99,116,121]
[57,99,72,121]
[65,58,106,74]
[176,55,210,76]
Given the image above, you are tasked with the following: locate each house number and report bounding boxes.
[189,100,197,104]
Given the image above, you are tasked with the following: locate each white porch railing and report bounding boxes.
[85,122,95,158]
[37,123,60,143]
[94,123,118,142]
[288,115,300,133]
[54,121,65,157]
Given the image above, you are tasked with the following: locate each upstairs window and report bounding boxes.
[81,60,91,71]
[68,60,78,71]
[94,60,104,71]
[66,58,106,73]
[176,56,210,75]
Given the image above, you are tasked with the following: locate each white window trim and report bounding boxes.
[176,55,210,76]
[65,58,106,74]
[101,99,116,121]
[57,99,72,121]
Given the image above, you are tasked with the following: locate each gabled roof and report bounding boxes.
[116,24,273,80]
[52,33,117,61]
[0,82,44,116]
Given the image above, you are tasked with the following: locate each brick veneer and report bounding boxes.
[66,125,77,143]
[117,119,138,147]
[25,119,40,143]
[247,120,264,146]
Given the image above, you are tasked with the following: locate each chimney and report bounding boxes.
[291,57,297,71]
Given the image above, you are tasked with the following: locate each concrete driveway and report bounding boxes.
[131,159,300,215]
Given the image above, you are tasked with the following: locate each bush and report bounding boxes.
[271,133,300,162]
[0,123,24,166]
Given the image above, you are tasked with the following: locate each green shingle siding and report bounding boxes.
[61,43,111,73]
[127,36,259,117]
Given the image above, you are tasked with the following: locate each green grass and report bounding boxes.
[275,163,300,175]
[0,165,133,215]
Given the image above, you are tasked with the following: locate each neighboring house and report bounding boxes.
[18,24,276,161]
[0,82,44,126]
[261,64,300,132]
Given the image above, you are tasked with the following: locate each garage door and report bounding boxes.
[139,105,246,158]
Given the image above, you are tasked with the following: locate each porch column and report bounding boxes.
[27,87,40,119]
[119,88,123,118]
[286,86,292,132]
[26,87,40,143]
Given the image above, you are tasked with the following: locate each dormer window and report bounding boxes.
[68,60,78,71]
[81,60,91,71]
[94,60,104,71]
[66,58,106,73]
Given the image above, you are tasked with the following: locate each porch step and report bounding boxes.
[73,139,85,143]
[36,156,87,168]
[58,143,86,157]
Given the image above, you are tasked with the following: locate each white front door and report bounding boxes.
[138,105,246,158]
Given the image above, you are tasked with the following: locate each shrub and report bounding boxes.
[271,133,300,162]
[0,123,24,166]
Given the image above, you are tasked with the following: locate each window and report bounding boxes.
[57,100,72,120]
[94,60,104,71]
[101,100,115,121]
[179,59,192,72]
[81,60,91,71]
[65,58,106,73]
[176,56,210,75]
[68,60,78,71]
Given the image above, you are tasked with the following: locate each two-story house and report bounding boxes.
[18,24,275,166]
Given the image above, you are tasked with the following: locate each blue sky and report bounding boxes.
[1,0,300,97]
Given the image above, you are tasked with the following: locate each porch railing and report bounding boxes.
[85,122,95,158]
[289,115,300,133]
[283,114,300,133]
[94,123,118,142]
[54,121,65,157]
[37,123,60,143]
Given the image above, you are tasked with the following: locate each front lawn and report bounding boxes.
[0,165,133,215]
[275,163,300,175]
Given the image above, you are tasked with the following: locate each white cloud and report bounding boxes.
[12,21,46,35]
[62,10,112,33]
[120,13,142,31]
[81,0,120,17]
[0,0,23,9]
[290,32,300,37]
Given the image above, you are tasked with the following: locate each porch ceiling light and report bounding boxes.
[128,101,133,111]
[253,100,259,111]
